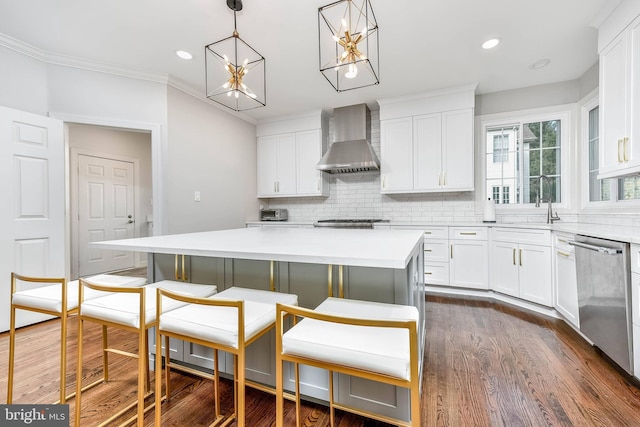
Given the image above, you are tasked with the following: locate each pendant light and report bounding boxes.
[318,0,380,92]
[205,0,266,111]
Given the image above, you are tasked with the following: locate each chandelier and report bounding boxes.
[205,0,266,111]
[318,0,380,92]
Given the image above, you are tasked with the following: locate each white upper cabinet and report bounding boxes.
[378,86,475,194]
[256,111,329,198]
[598,11,640,178]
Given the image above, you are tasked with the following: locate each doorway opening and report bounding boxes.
[68,124,152,280]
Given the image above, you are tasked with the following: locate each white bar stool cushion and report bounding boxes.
[11,274,147,313]
[160,287,298,349]
[281,297,419,381]
[81,280,217,328]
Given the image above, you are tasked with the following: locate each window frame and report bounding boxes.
[480,108,571,213]
[580,93,640,211]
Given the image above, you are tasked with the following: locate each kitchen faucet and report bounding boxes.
[535,175,560,224]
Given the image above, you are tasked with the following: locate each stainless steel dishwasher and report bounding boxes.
[570,235,633,375]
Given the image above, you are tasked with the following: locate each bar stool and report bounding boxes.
[275,297,421,427]
[154,286,298,427]
[74,279,217,427]
[7,272,147,404]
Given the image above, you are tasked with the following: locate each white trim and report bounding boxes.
[50,112,165,237]
[0,32,168,85]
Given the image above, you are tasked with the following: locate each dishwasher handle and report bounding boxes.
[568,240,622,255]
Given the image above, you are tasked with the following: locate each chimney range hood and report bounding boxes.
[316,104,380,174]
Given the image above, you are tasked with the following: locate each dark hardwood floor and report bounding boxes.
[2,294,640,426]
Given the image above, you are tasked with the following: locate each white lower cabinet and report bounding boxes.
[553,233,579,327]
[491,228,552,307]
[449,227,488,290]
[423,227,450,286]
[631,246,640,379]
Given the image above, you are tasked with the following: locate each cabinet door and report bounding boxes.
[554,248,579,327]
[413,113,441,190]
[628,16,640,169]
[599,31,629,176]
[450,240,488,290]
[519,244,552,307]
[491,241,519,297]
[295,129,327,196]
[275,133,297,195]
[257,135,279,197]
[381,117,413,192]
[442,109,474,190]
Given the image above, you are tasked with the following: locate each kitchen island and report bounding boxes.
[92,227,425,422]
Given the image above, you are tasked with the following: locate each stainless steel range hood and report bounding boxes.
[317,104,380,174]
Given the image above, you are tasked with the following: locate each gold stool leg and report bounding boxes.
[136,326,146,427]
[7,304,17,404]
[164,335,171,400]
[102,325,109,382]
[59,308,67,404]
[237,351,245,427]
[295,362,301,427]
[75,316,84,425]
[214,349,220,419]
[154,328,163,426]
[329,370,335,427]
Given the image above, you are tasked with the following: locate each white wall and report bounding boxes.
[166,86,259,233]
[0,46,48,115]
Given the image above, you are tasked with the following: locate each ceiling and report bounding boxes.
[0,0,617,122]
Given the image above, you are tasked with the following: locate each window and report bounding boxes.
[587,104,640,202]
[492,134,509,163]
[492,186,500,203]
[485,116,564,205]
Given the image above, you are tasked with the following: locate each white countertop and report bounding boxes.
[248,220,640,244]
[91,227,425,269]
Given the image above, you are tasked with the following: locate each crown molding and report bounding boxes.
[0,32,168,85]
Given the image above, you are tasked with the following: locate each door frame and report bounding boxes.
[51,112,164,279]
[70,149,141,279]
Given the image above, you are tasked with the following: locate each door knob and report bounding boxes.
[128,220,135,224]
[128,215,132,218]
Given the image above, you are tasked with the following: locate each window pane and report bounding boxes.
[587,106,611,202]
[542,148,560,176]
[523,123,540,149]
[542,120,560,148]
[486,126,520,204]
[619,177,640,200]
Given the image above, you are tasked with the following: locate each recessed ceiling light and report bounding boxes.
[176,50,193,60]
[482,38,501,49]
[529,59,551,70]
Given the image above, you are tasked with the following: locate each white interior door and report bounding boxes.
[0,106,65,332]
[78,155,135,276]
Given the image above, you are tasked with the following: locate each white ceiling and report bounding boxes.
[0,0,617,122]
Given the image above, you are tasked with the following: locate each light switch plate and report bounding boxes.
[194,191,201,202]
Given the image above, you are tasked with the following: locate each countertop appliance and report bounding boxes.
[260,208,288,221]
[313,219,388,229]
[571,235,633,375]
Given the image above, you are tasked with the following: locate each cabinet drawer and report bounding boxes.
[631,244,640,274]
[449,226,487,240]
[422,227,448,240]
[553,232,575,252]
[492,227,551,245]
[424,262,449,286]
[633,272,640,326]
[423,239,449,262]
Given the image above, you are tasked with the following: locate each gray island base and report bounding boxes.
[91,227,425,422]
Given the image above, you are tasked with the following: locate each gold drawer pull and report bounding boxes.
[425,272,433,275]
[557,251,570,258]
[460,232,477,235]
[424,249,433,252]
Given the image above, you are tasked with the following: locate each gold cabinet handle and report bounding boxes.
[450,244,454,259]
[424,249,433,252]
[519,249,523,266]
[425,271,433,275]
[175,254,179,280]
[270,260,275,292]
[424,231,432,235]
[512,248,516,265]
[443,172,446,186]
[557,251,570,258]
[618,138,624,163]
[460,232,477,236]
[624,137,629,162]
